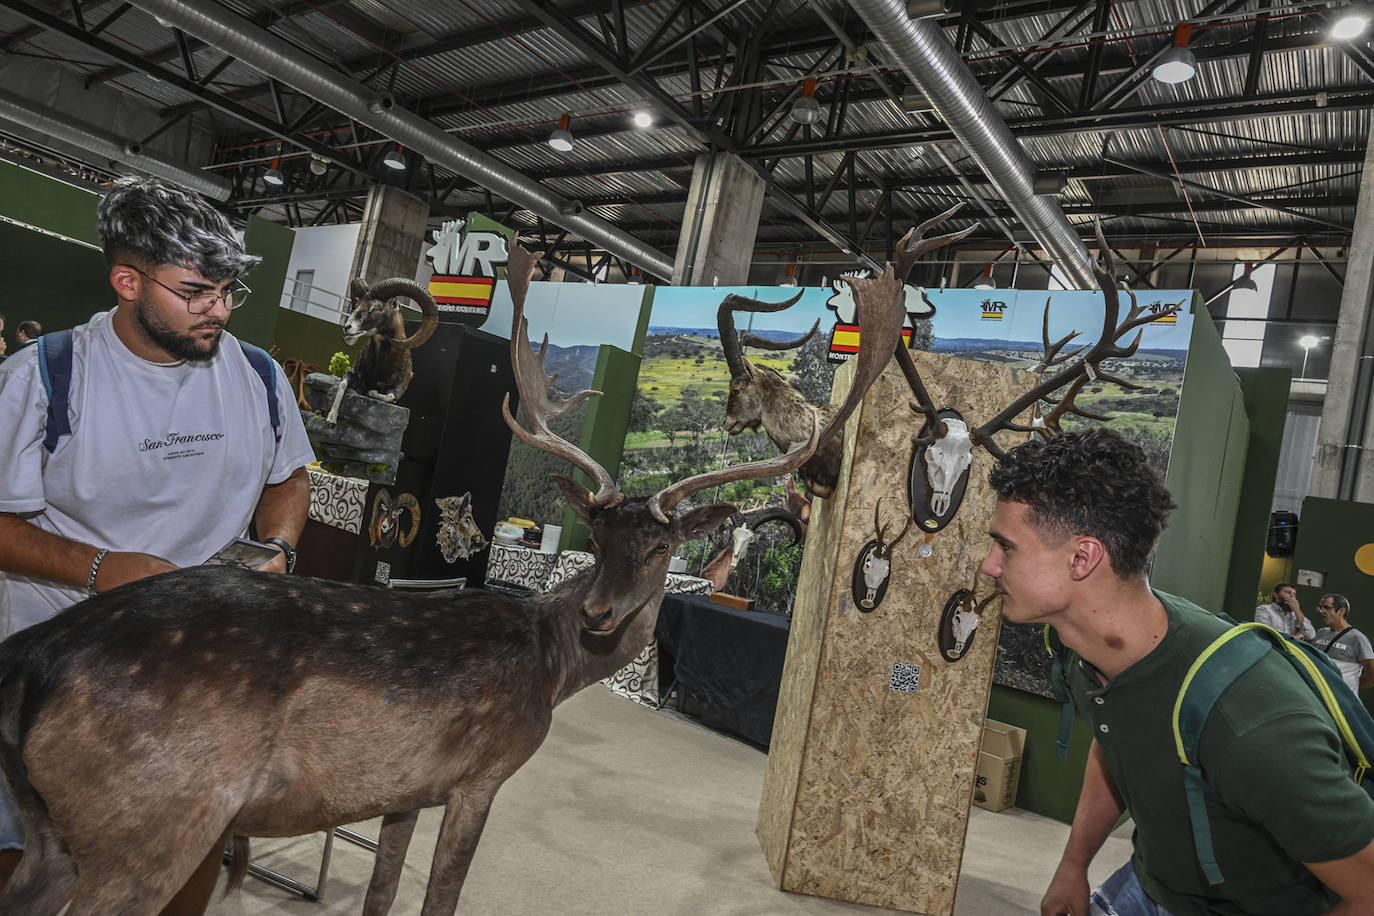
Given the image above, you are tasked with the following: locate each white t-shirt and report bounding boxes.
[0,307,316,635]
[1312,626,1374,693]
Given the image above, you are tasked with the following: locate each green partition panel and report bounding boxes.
[0,221,110,348]
[1224,368,1292,618]
[987,684,1093,823]
[0,159,102,245]
[1153,303,1248,610]
[562,344,642,551]
[1290,497,1374,629]
[235,216,294,351]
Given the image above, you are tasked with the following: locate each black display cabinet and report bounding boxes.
[350,322,517,587]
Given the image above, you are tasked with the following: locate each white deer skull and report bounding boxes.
[924,418,973,517]
[861,548,890,609]
[951,605,981,654]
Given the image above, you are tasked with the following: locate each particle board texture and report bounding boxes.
[758,351,1032,914]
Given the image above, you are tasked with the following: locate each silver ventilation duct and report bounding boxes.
[846,0,1097,288]
[127,0,676,281]
[0,87,230,202]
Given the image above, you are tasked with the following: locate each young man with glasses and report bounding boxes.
[0,176,315,911]
[1312,594,1374,694]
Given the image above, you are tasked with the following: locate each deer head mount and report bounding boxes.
[325,276,440,423]
[718,203,972,499]
[701,506,807,593]
[851,497,914,612]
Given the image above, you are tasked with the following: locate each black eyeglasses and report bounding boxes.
[123,265,251,314]
[1318,603,1338,610]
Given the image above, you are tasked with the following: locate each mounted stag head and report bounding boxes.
[895,223,1184,461]
[719,203,975,498]
[325,277,440,422]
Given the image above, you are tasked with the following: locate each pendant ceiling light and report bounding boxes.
[1152,24,1198,84]
[547,113,574,152]
[789,78,821,125]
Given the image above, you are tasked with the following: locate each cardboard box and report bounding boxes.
[972,718,1027,812]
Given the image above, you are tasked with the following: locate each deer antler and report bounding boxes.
[893,202,977,284]
[874,497,914,556]
[967,222,1184,459]
[648,414,819,523]
[817,263,907,451]
[501,241,623,509]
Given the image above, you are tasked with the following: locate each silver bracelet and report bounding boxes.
[87,547,109,598]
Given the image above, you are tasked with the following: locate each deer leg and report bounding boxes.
[155,827,231,916]
[361,810,420,916]
[418,788,497,916]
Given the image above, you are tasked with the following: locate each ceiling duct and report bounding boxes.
[126,0,675,281]
[846,0,1097,288]
[0,86,230,202]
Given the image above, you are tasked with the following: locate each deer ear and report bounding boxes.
[677,503,738,541]
[551,475,597,522]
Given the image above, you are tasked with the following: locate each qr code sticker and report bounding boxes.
[890,662,921,694]
[374,561,391,586]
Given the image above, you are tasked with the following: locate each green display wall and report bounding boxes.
[1224,367,1292,618]
[1290,497,1374,634]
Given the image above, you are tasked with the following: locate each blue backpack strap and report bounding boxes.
[237,341,281,443]
[37,329,75,454]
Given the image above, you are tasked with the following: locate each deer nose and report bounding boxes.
[579,608,615,633]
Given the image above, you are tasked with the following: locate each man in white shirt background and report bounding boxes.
[1311,594,1374,694]
[1255,581,1316,639]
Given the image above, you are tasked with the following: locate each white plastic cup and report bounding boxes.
[540,524,562,554]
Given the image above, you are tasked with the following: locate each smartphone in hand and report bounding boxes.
[204,537,282,570]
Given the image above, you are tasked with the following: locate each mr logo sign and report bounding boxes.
[426,218,510,326]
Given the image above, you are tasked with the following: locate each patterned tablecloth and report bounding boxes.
[544,551,713,707]
[306,468,368,535]
[485,543,558,591]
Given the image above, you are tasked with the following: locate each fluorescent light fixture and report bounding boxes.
[382,145,407,170]
[547,113,574,152]
[789,78,821,125]
[1152,24,1197,84]
[632,111,653,128]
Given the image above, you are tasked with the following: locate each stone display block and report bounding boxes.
[757,353,1032,915]
[301,373,409,483]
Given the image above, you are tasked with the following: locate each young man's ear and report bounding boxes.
[1068,536,1106,581]
[110,264,141,303]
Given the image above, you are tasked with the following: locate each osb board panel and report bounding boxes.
[774,353,1031,915]
[758,360,860,879]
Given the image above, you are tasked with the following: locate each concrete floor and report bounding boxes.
[206,686,1132,916]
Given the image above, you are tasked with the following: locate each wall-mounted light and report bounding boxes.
[789,78,821,125]
[547,114,574,152]
[973,263,996,290]
[262,157,284,186]
[382,144,407,170]
[1152,24,1198,84]
[1332,3,1371,39]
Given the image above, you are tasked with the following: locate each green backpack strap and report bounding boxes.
[1172,621,1374,888]
[1044,625,1076,762]
[1172,624,1273,887]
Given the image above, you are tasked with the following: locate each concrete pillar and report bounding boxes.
[348,183,430,285]
[1312,119,1374,502]
[671,152,765,286]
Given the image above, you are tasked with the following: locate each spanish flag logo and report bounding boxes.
[980,308,1003,321]
[1149,310,1178,324]
[429,275,496,309]
[828,323,913,362]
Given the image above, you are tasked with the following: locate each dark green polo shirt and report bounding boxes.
[1065,590,1374,916]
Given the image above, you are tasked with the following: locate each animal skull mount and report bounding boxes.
[938,586,998,662]
[907,408,974,533]
[850,498,914,612]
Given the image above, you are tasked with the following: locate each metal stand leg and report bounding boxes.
[235,827,337,902]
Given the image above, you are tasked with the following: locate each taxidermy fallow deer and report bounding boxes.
[719,202,975,497]
[325,277,440,423]
[0,240,904,916]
